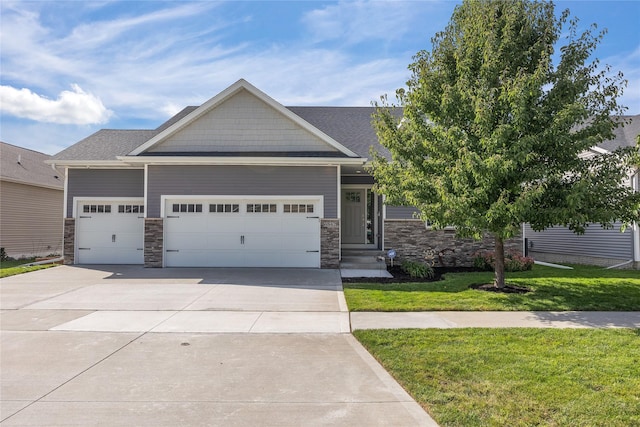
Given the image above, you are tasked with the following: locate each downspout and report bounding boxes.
[633,170,640,265]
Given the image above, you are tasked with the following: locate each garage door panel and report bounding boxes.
[164,198,321,268]
[165,250,245,267]
[76,201,144,265]
[206,217,244,232]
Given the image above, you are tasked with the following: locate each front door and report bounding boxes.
[341,189,368,245]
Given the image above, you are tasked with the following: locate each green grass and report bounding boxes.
[0,258,57,278]
[354,328,640,427]
[344,264,640,311]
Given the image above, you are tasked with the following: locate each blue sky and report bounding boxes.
[1,0,639,155]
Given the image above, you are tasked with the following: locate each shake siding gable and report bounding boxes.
[66,169,144,217]
[146,165,337,218]
[148,89,339,154]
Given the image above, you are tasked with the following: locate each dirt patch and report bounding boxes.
[342,266,483,284]
[469,283,531,294]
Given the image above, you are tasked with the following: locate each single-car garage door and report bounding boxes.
[76,199,144,264]
[164,197,321,267]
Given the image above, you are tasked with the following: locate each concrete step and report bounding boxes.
[339,261,387,270]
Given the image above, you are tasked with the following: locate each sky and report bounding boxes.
[1,1,639,155]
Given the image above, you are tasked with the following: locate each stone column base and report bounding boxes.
[144,218,163,268]
[321,219,340,268]
[63,218,75,265]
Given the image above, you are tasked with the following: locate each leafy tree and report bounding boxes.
[371,0,639,288]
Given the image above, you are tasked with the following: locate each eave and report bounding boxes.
[116,156,367,166]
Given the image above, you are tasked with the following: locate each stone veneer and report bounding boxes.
[63,218,75,265]
[144,218,164,268]
[321,219,340,268]
[384,220,522,267]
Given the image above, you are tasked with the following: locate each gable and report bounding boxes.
[147,88,340,155]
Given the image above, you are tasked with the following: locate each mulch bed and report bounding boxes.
[341,265,482,284]
[342,265,532,294]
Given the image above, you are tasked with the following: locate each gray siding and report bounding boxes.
[66,169,144,217]
[386,206,420,220]
[524,222,632,260]
[147,165,337,218]
[0,181,64,258]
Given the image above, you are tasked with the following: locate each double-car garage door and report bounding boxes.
[164,198,321,268]
[75,197,321,267]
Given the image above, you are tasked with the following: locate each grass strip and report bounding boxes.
[344,264,640,311]
[354,328,640,427]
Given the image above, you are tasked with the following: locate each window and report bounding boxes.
[345,191,361,202]
[247,203,277,213]
[83,204,111,213]
[172,203,202,213]
[283,204,314,213]
[118,205,144,214]
[210,204,239,213]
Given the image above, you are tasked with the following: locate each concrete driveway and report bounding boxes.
[1,266,436,426]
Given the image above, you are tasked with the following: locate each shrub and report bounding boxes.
[472,251,534,272]
[401,260,435,278]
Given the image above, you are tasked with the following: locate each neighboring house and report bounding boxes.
[0,142,64,259]
[524,115,640,269]
[49,79,517,268]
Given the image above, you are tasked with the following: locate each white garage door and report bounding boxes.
[164,197,321,267]
[76,200,144,264]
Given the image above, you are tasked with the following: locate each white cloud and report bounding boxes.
[0,84,113,125]
[301,0,447,45]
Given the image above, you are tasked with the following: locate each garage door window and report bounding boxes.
[284,204,314,213]
[83,204,112,213]
[118,204,144,214]
[210,204,239,213]
[173,203,202,213]
[247,203,277,213]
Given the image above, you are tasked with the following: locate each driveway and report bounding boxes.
[1,266,436,426]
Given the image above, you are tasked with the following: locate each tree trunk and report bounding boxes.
[493,234,506,288]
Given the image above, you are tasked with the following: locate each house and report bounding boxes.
[523,115,640,269]
[0,142,64,259]
[49,79,516,268]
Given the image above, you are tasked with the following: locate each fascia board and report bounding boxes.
[117,156,367,166]
[128,79,360,158]
[45,160,143,169]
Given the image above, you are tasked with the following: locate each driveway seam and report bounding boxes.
[0,331,146,424]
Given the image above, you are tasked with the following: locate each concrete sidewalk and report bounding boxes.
[351,311,640,330]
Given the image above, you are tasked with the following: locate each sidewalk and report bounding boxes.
[350,311,640,330]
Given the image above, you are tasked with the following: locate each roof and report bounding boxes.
[51,129,158,161]
[599,114,640,152]
[0,142,64,189]
[287,106,391,159]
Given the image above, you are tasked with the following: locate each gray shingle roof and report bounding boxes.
[286,106,390,159]
[51,129,157,161]
[50,101,637,163]
[599,115,639,152]
[0,142,64,189]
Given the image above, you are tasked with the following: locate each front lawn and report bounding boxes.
[354,328,640,427]
[0,258,57,278]
[343,264,640,311]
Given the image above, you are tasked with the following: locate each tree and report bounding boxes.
[371,0,640,288]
